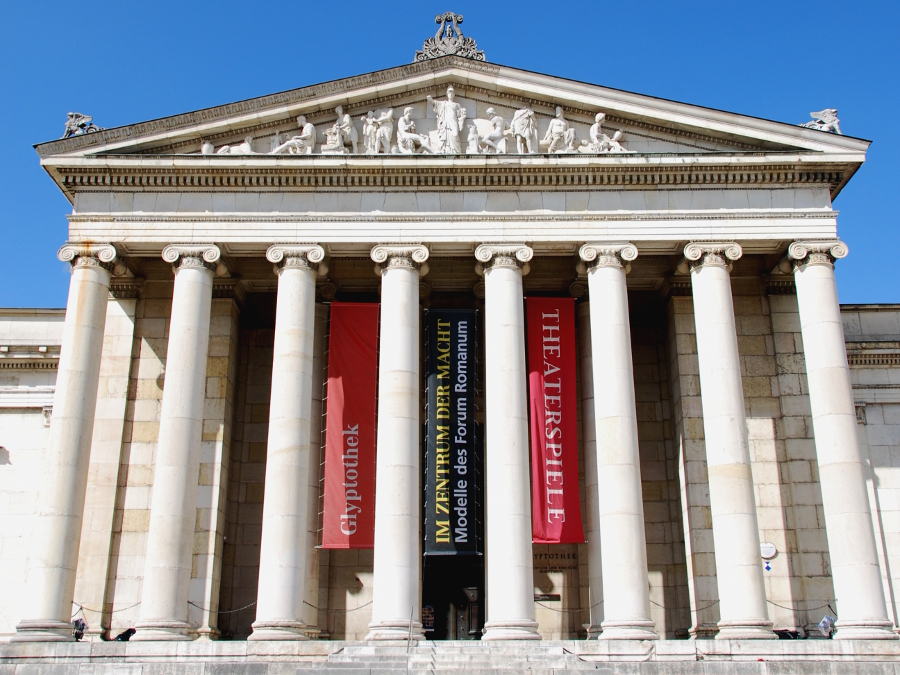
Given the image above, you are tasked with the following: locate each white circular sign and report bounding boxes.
[760,542,777,560]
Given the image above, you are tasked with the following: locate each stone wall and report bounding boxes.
[0,408,48,639]
[843,306,900,629]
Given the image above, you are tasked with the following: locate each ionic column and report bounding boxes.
[576,301,604,638]
[579,243,658,640]
[789,240,897,640]
[476,243,541,641]
[249,245,325,641]
[366,244,429,641]
[14,244,118,642]
[685,242,773,640]
[134,244,220,641]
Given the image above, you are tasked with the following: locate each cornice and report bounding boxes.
[52,159,847,199]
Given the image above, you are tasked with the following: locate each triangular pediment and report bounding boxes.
[36,56,867,160]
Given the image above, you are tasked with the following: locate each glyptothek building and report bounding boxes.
[2,14,899,673]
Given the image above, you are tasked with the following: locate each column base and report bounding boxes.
[482,620,541,641]
[834,619,899,640]
[195,626,221,641]
[598,619,659,640]
[584,623,603,639]
[248,620,309,641]
[131,620,196,641]
[12,620,74,642]
[365,620,425,641]
[689,622,720,639]
[715,619,776,640]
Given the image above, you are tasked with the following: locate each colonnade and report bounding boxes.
[12,239,897,642]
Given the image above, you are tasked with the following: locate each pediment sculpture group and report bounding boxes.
[204,86,631,157]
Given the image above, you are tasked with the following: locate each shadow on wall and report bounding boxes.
[0,446,10,465]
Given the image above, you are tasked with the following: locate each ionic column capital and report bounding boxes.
[370,244,430,276]
[475,243,533,273]
[683,241,743,270]
[57,243,119,273]
[162,244,222,273]
[578,242,638,272]
[266,244,327,276]
[788,239,849,269]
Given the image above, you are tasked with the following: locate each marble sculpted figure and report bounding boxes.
[466,124,480,154]
[395,106,433,154]
[216,135,255,155]
[589,112,631,153]
[543,106,577,153]
[510,108,538,154]
[270,115,317,155]
[800,108,842,135]
[323,106,359,154]
[427,86,467,154]
[361,112,378,154]
[479,107,510,154]
[374,109,394,154]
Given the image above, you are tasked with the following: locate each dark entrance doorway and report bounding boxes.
[421,556,484,639]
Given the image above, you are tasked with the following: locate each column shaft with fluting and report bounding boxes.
[134,245,220,641]
[576,300,604,638]
[581,243,658,640]
[366,245,428,640]
[250,245,324,640]
[686,242,774,640]
[477,244,541,641]
[14,245,116,642]
[789,240,897,640]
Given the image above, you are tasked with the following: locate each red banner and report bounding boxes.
[527,297,584,544]
[322,302,379,549]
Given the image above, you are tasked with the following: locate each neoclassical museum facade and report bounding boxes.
[2,18,900,669]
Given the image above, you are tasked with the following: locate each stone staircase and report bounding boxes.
[297,641,609,674]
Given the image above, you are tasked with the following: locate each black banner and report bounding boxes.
[425,309,480,555]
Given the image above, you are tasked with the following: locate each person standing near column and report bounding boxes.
[579,243,658,640]
[133,244,221,641]
[366,244,429,640]
[249,244,326,640]
[14,244,119,642]
[685,241,774,640]
[789,240,897,639]
[476,243,541,641]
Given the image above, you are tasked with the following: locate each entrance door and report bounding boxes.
[422,556,484,639]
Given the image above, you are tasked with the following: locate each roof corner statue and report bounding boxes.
[61,112,102,139]
[800,108,842,134]
[414,11,485,62]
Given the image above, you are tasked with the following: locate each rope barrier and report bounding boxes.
[534,600,603,614]
[304,600,374,614]
[71,601,140,621]
[188,600,257,615]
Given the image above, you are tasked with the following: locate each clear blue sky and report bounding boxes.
[1,1,897,308]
